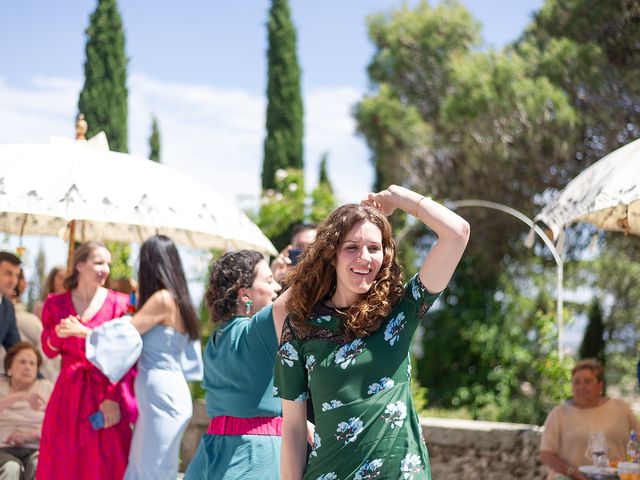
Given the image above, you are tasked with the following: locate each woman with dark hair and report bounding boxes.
[184,249,283,480]
[33,266,67,319]
[273,185,469,480]
[38,241,137,480]
[0,342,52,480]
[57,234,203,480]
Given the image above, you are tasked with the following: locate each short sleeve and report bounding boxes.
[85,316,142,383]
[273,340,309,402]
[248,304,278,355]
[540,407,561,454]
[400,273,442,324]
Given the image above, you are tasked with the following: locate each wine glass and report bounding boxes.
[585,431,610,469]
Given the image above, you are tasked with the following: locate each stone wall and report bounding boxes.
[181,401,547,478]
[423,417,545,479]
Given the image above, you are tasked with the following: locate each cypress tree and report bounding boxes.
[78,0,129,153]
[149,115,161,162]
[262,0,304,191]
[579,298,606,365]
[309,153,335,224]
[318,152,333,192]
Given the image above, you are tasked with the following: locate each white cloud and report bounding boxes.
[0,74,373,209]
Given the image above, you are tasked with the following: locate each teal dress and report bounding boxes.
[185,305,281,480]
[274,274,440,480]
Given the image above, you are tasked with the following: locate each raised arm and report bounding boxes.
[129,289,174,335]
[366,185,470,294]
[272,288,291,344]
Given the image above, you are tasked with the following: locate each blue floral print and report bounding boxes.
[367,377,395,395]
[311,432,321,457]
[382,401,407,429]
[354,458,384,480]
[315,474,337,480]
[335,417,364,444]
[277,342,299,367]
[384,312,406,346]
[334,339,365,369]
[321,399,343,411]
[401,453,423,479]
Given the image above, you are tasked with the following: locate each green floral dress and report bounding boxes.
[274,274,440,480]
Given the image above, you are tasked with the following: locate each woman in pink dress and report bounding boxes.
[37,241,137,480]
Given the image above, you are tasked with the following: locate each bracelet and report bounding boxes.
[413,196,430,217]
[46,337,60,352]
[566,465,576,477]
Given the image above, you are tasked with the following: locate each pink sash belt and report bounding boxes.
[207,415,282,436]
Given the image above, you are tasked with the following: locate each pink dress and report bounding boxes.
[37,290,138,480]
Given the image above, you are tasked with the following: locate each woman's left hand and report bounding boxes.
[55,316,92,338]
[99,399,121,428]
[362,189,397,216]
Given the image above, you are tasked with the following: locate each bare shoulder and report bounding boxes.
[152,289,175,307]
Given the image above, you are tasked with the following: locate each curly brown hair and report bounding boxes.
[285,204,404,339]
[205,250,264,322]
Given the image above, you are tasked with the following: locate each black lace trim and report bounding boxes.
[280,309,349,345]
[414,274,438,321]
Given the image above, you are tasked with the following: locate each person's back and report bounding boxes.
[203,305,280,419]
[127,314,195,480]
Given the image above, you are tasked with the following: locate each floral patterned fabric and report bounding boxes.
[274,274,440,480]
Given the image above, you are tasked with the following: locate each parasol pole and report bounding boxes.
[67,220,76,273]
[67,114,88,272]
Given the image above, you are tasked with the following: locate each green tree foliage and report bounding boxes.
[355,0,579,275]
[262,0,304,191]
[257,168,306,251]
[569,235,640,388]
[355,0,640,422]
[78,0,129,153]
[106,241,132,279]
[418,258,571,424]
[578,298,605,364]
[149,115,161,162]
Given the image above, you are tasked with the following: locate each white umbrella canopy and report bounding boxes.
[0,138,277,257]
[535,137,640,240]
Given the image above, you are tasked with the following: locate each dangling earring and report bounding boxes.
[245,300,253,315]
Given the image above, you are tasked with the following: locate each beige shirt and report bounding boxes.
[541,398,640,479]
[0,377,53,448]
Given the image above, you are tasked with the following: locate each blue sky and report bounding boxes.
[0,0,543,207]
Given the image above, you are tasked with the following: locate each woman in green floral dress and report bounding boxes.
[273,185,470,480]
